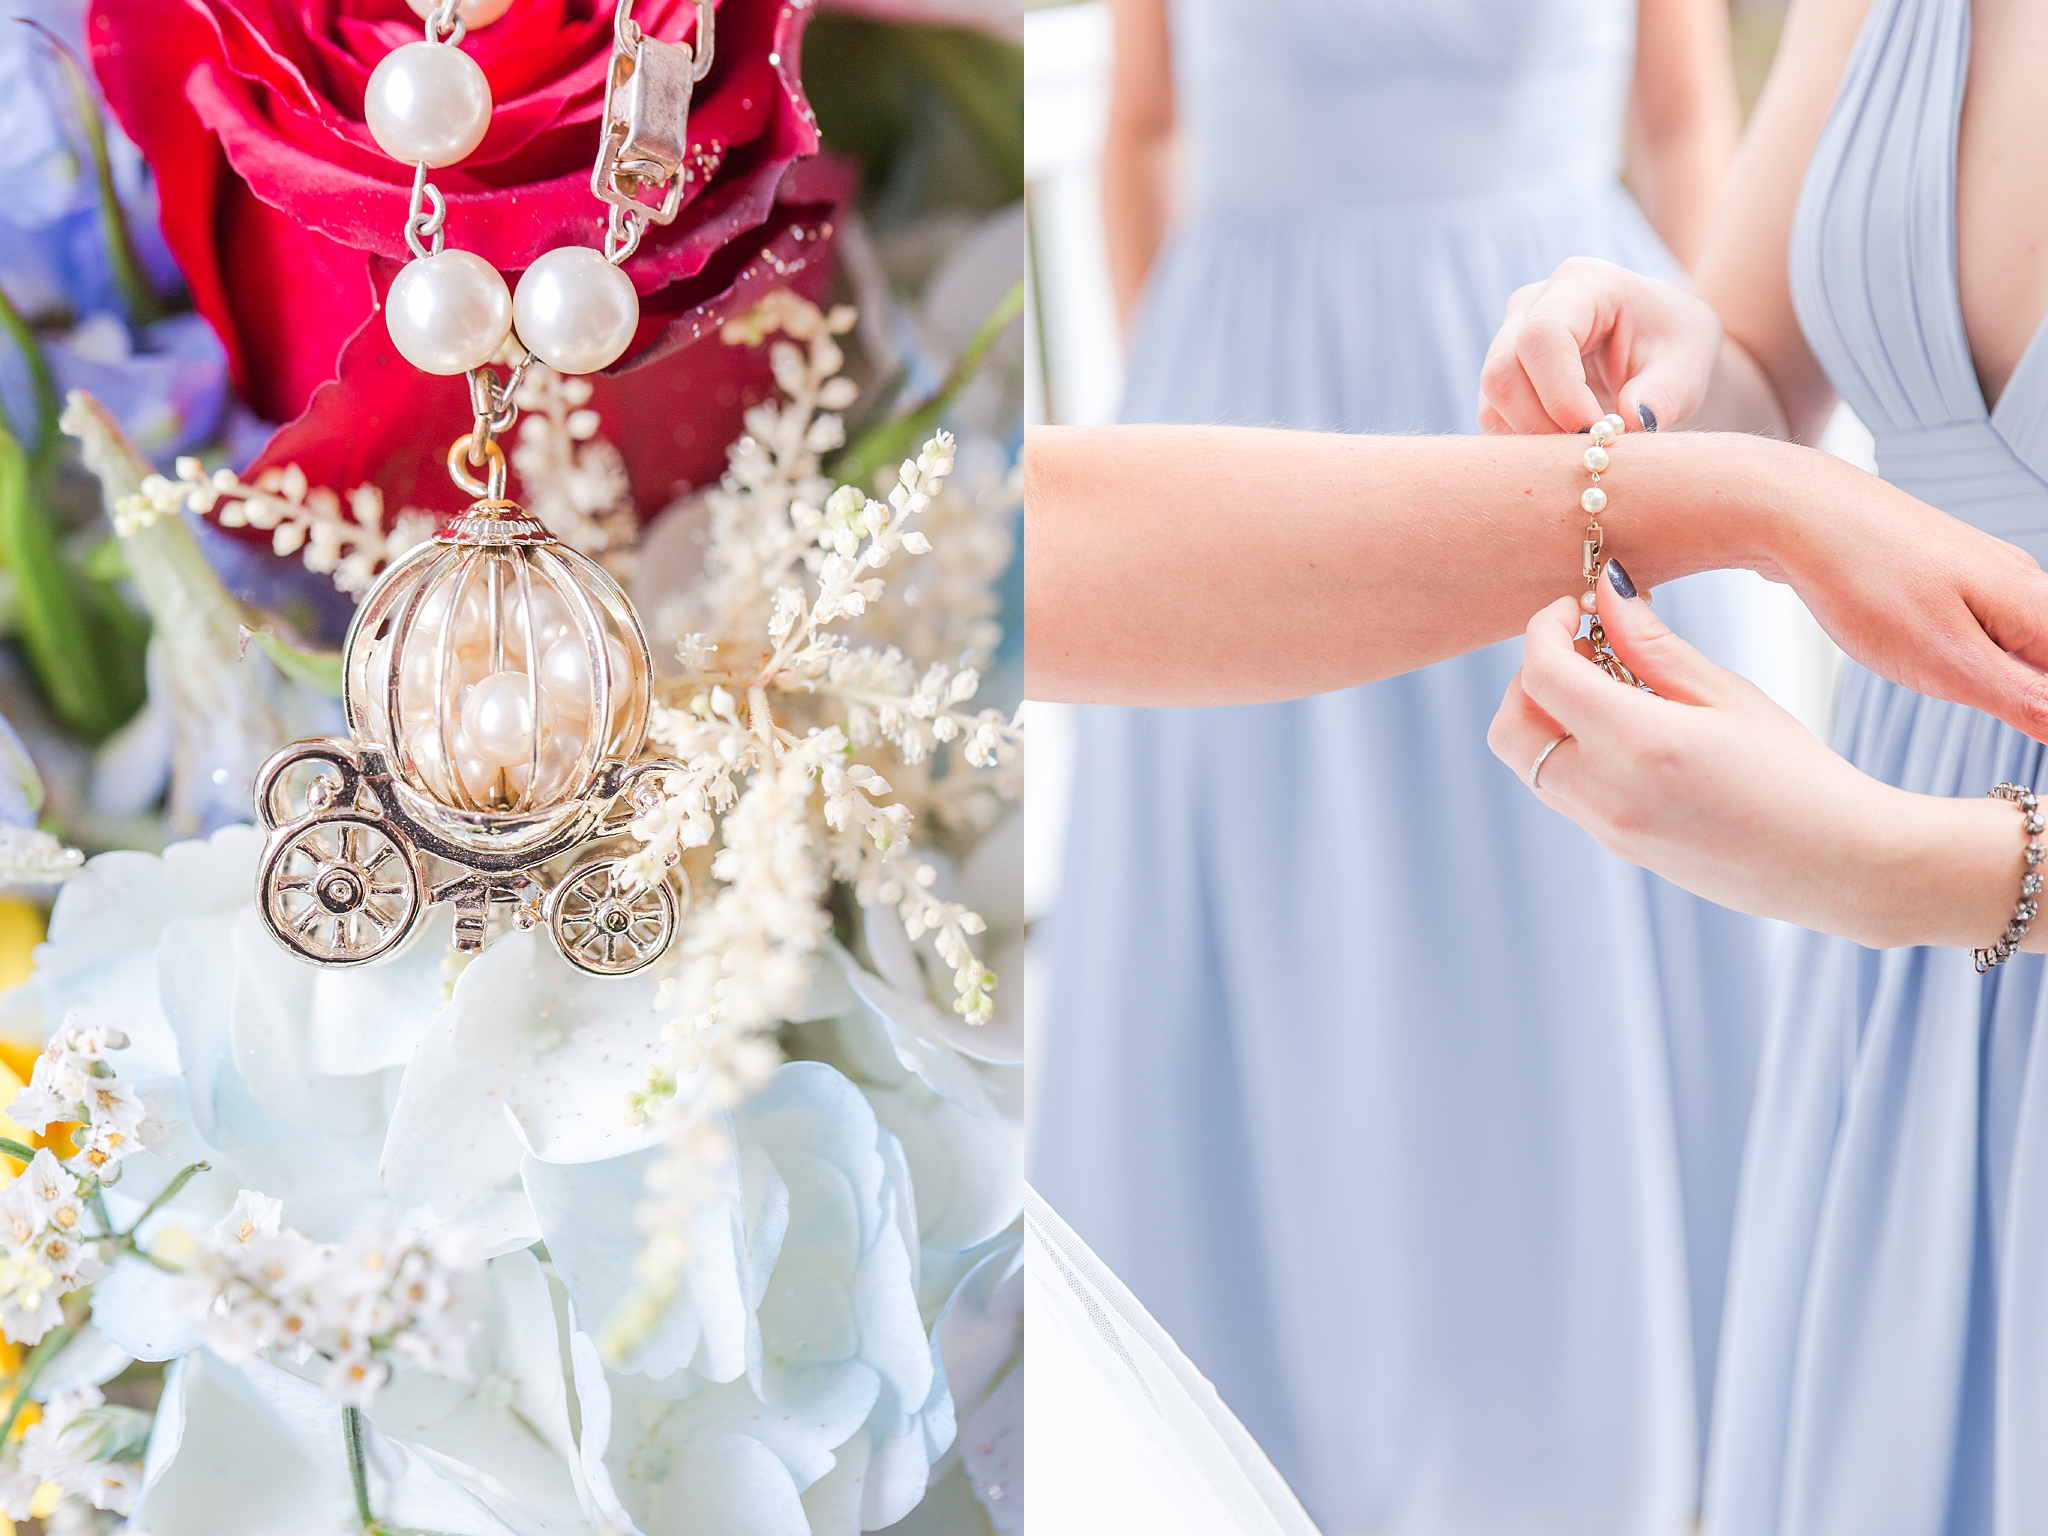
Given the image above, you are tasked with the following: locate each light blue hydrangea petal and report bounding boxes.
[367,1252,590,1534]
[381,930,664,1226]
[138,1352,516,1536]
[867,1080,1023,1253]
[90,1255,202,1362]
[39,826,264,1082]
[959,1363,1021,1532]
[226,905,390,1137]
[524,1137,779,1389]
[836,950,1000,1117]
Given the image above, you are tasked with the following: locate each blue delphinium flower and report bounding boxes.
[0,2,225,466]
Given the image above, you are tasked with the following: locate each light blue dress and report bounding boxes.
[1032,2,1774,1531]
[1708,0,2048,1530]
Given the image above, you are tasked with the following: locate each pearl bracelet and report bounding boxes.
[1576,414,1652,690]
[1974,782,2045,972]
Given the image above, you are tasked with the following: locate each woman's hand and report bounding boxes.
[1478,258,1727,435]
[1489,562,2031,951]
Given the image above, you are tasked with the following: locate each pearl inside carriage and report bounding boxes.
[348,508,647,814]
[254,459,683,978]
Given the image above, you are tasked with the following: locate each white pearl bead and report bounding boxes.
[540,634,629,721]
[514,248,640,374]
[1603,413,1626,431]
[385,250,511,375]
[1581,486,1608,514]
[365,41,492,167]
[512,586,575,655]
[461,671,539,767]
[1588,420,1617,447]
[457,745,530,809]
[1582,445,1610,474]
[406,0,516,25]
[1579,590,1600,614]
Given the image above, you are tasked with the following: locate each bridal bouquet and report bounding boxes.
[0,1,1022,1531]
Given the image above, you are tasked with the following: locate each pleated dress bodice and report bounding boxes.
[1703,1,2048,1532]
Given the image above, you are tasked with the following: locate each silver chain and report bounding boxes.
[425,0,465,46]
[463,349,537,470]
[603,203,648,265]
[404,161,448,260]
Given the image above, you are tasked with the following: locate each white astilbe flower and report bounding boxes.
[0,1385,151,1518]
[176,1197,484,1408]
[0,1150,107,1345]
[117,458,436,594]
[601,292,1021,1363]
[511,362,640,565]
[8,1014,157,1183]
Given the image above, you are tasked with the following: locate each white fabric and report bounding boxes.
[1025,1186,1321,1536]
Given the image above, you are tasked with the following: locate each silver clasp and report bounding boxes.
[592,0,713,260]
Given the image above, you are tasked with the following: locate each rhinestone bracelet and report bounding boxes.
[1974,781,2045,972]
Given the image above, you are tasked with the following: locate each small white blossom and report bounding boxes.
[2,1386,150,1518]
[0,1151,105,1345]
[10,1015,156,1184]
[178,1199,482,1409]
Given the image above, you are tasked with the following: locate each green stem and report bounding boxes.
[20,20,163,326]
[346,1404,375,1528]
[0,286,60,465]
[0,1137,36,1166]
[117,1160,210,1241]
[832,279,1023,489]
[87,1185,113,1239]
[0,1324,76,1444]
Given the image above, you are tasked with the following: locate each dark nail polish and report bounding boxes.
[1638,404,1658,432]
[1577,424,1592,434]
[1605,557,1638,600]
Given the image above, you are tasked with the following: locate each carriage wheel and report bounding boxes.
[260,815,422,967]
[548,859,677,977]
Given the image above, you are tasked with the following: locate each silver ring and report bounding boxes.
[1527,733,1569,790]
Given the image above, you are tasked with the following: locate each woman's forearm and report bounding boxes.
[1102,0,1176,332]
[1861,790,2039,953]
[1490,573,2048,959]
[1689,335,1799,439]
[1102,132,1174,332]
[1024,424,1806,703]
[1628,0,1739,268]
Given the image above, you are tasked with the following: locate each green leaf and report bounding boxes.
[243,626,344,697]
[832,279,1023,489]
[0,283,60,462]
[83,536,131,582]
[19,19,164,325]
[803,18,1023,209]
[896,26,1022,200]
[0,424,145,738]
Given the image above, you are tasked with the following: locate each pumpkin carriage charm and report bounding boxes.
[253,441,682,976]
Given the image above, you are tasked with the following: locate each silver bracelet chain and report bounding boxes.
[1975,781,2045,972]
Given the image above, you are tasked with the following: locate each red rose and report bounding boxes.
[86,0,849,520]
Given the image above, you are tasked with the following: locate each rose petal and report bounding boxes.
[243,157,850,520]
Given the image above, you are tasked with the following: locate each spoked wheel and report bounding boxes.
[260,815,422,966]
[548,858,677,977]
